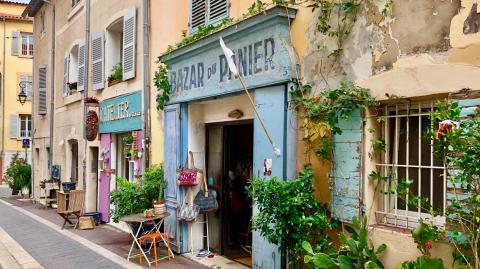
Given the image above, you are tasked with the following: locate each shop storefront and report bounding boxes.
[162,7,297,269]
[98,91,144,223]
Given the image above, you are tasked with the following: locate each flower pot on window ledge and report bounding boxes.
[68,82,77,91]
[108,78,121,87]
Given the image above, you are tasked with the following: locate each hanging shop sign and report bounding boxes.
[86,110,99,141]
[165,6,297,104]
[99,91,142,133]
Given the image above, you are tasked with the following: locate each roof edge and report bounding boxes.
[23,0,44,18]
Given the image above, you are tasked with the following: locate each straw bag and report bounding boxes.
[177,188,200,222]
[176,151,201,186]
[194,171,219,213]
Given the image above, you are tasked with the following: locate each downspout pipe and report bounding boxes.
[142,0,150,171]
[31,24,36,199]
[82,0,90,190]
[48,2,55,181]
[2,17,6,179]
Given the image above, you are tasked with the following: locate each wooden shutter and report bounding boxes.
[91,31,105,90]
[38,67,47,115]
[63,52,70,97]
[10,114,18,138]
[26,75,33,99]
[191,0,206,30]
[331,109,363,222]
[122,8,136,81]
[208,0,228,23]
[77,41,86,91]
[11,31,19,56]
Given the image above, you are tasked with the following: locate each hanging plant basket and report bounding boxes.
[86,110,99,141]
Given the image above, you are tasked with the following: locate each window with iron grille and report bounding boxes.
[21,33,33,56]
[19,115,32,138]
[376,102,446,229]
[190,0,229,33]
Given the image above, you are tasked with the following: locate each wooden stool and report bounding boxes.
[139,233,172,266]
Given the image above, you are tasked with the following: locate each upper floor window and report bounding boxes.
[63,44,82,96]
[72,0,81,7]
[40,11,46,34]
[21,33,34,56]
[106,18,123,85]
[19,115,32,138]
[190,0,229,33]
[19,74,33,100]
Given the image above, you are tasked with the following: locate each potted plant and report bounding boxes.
[4,153,31,196]
[123,147,132,158]
[142,164,167,215]
[67,82,77,92]
[107,63,123,86]
[122,134,134,145]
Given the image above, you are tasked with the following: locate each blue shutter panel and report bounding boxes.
[331,109,363,222]
[252,85,286,269]
[164,104,182,252]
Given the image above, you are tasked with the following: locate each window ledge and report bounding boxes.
[369,223,412,234]
[18,55,33,59]
[68,2,84,21]
[64,92,82,105]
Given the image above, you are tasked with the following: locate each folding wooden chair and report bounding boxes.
[57,190,85,229]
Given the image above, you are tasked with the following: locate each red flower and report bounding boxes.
[425,240,432,251]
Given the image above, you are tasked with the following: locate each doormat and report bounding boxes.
[234,257,252,267]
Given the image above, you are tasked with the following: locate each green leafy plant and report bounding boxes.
[290,81,377,160]
[247,166,337,266]
[4,153,31,192]
[108,63,122,82]
[110,177,150,223]
[154,59,171,111]
[122,134,134,145]
[142,164,167,202]
[303,215,386,269]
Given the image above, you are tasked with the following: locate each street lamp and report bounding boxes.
[18,81,31,105]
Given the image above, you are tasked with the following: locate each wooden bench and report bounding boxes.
[57,190,85,229]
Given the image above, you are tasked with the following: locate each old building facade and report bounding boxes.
[0,0,33,183]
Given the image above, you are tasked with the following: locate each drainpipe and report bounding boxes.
[142,0,150,171]
[48,2,55,182]
[31,25,36,200]
[82,0,90,190]
[2,17,6,180]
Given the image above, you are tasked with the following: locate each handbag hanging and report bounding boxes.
[193,169,219,213]
[177,188,200,222]
[176,151,201,186]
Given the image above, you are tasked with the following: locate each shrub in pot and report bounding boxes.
[4,153,31,196]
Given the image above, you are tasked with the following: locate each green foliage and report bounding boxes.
[108,63,122,82]
[247,166,337,264]
[4,153,31,191]
[290,81,377,160]
[110,177,149,223]
[110,165,167,223]
[303,216,386,269]
[397,257,445,269]
[142,164,167,202]
[154,59,171,111]
[122,134,134,144]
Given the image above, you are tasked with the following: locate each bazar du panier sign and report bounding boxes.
[99,91,142,133]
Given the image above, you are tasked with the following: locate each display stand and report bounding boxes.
[190,213,210,254]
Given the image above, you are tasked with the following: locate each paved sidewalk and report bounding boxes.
[0,200,128,269]
[0,197,209,269]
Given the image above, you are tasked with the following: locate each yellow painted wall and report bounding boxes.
[0,3,33,155]
[149,0,314,166]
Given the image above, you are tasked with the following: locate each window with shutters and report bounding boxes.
[20,33,34,56]
[190,0,229,33]
[38,66,47,115]
[19,115,32,138]
[64,45,79,95]
[106,18,124,84]
[92,31,105,90]
[375,102,446,229]
[19,74,33,100]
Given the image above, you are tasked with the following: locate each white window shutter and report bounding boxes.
[38,67,47,115]
[91,31,105,90]
[10,114,18,139]
[27,75,33,100]
[77,41,86,91]
[63,52,70,97]
[11,31,19,56]
[122,8,136,81]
